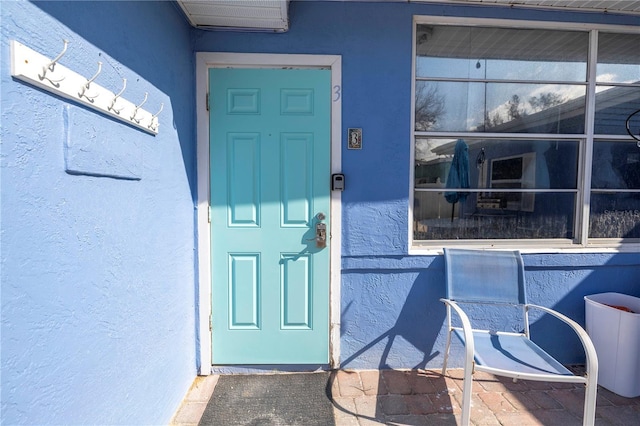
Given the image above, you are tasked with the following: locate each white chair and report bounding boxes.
[440,248,598,426]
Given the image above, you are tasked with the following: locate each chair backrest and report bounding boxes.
[444,248,527,305]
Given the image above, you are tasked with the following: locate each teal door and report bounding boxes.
[209,68,331,364]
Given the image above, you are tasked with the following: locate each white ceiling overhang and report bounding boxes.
[176,0,640,32]
[410,0,640,15]
[176,0,290,31]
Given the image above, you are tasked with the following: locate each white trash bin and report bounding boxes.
[584,292,640,398]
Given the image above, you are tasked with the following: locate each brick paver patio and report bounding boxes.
[172,369,640,425]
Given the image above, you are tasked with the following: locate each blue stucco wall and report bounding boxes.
[1,1,196,424]
[195,1,640,369]
[1,0,638,423]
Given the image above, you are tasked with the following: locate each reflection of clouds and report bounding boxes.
[415,139,455,162]
[597,73,618,83]
[415,142,429,162]
[415,139,438,162]
[484,83,585,121]
[522,84,584,114]
[529,84,582,101]
[422,63,640,131]
[596,63,640,84]
[437,82,589,131]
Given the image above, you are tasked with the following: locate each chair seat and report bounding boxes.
[453,329,574,377]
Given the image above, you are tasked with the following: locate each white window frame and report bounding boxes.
[409,16,640,255]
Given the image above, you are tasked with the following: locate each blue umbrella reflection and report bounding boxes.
[445,139,470,222]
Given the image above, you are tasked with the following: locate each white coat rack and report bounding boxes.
[10,40,162,135]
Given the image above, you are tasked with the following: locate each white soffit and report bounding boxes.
[177,1,640,31]
[177,0,289,31]
[410,0,640,15]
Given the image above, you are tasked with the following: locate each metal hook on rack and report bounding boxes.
[78,61,102,101]
[108,78,127,114]
[38,39,68,86]
[11,39,159,135]
[130,92,148,123]
[148,103,164,131]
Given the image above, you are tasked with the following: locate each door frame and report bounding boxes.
[195,52,342,374]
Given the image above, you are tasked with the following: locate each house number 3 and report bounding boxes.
[333,85,341,102]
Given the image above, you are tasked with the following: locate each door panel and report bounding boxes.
[228,133,260,226]
[210,68,330,364]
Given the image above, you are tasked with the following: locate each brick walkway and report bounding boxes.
[172,369,640,425]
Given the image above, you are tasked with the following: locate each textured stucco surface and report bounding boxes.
[194,0,640,370]
[1,1,197,424]
[1,0,639,423]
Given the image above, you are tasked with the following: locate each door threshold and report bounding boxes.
[210,364,332,375]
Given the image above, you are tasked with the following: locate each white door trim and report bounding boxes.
[195,52,342,374]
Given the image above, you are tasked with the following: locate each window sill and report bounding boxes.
[409,241,640,255]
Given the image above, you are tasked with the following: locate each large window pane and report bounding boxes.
[594,86,640,135]
[416,25,588,81]
[589,193,640,238]
[415,81,586,133]
[416,138,579,190]
[597,32,640,84]
[413,21,639,245]
[413,192,576,240]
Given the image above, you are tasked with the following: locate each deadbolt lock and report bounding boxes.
[315,222,327,248]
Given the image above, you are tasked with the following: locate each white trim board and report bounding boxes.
[195,52,342,374]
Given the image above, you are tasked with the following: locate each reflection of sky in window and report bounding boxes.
[416,80,587,132]
[415,29,640,159]
[415,138,455,163]
[598,32,640,83]
[597,64,640,83]
[416,57,588,131]
[416,55,639,132]
[416,57,586,81]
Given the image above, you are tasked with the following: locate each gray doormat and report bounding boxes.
[199,372,335,426]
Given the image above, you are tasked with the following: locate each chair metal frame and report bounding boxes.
[440,248,598,426]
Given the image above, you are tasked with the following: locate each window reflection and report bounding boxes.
[592,141,640,190]
[413,191,576,240]
[413,23,640,243]
[589,193,640,238]
[416,25,588,81]
[414,138,579,239]
[594,86,640,135]
[415,81,586,133]
[415,138,579,190]
[589,32,640,240]
[597,32,640,84]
